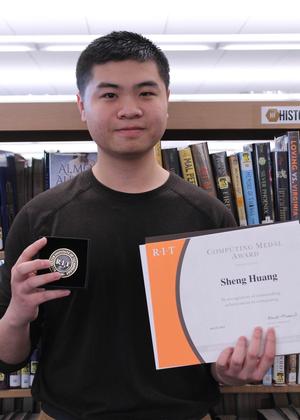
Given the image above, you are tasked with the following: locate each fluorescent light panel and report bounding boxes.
[1,34,300,52]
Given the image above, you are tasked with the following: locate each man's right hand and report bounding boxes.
[4,237,71,328]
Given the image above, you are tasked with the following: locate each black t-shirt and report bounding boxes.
[0,171,236,420]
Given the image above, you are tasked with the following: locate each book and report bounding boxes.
[20,364,30,389]
[0,371,7,389]
[273,355,285,385]
[287,131,300,220]
[250,142,275,224]
[0,151,14,246]
[238,151,260,225]
[32,158,45,197]
[210,151,238,222]
[271,151,290,222]
[178,147,198,185]
[228,154,247,226]
[285,354,297,384]
[46,152,97,188]
[262,366,273,386]
[190,142,217,197]
[14,154,27,211]
[154,141,162,166]
[161,147,182,177]
[8,370,21,388]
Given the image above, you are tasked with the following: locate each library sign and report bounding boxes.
[261,106,300,125]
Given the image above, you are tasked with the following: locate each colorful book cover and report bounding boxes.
[211,151,238,222]
[178,147,198,186]
[238,151,260,225]
[47,152,97,188]
[228,154,247,226]
[271,151,290,222]
[251,143,275,224]
[190,142,217,197]
[287,131,300,220]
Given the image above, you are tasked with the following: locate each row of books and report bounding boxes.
[0,349,39,390]
[262,355,300,386]
[1,131,299,247]
[156,131,300,227]
[0,151,97,248]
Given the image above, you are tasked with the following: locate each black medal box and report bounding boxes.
[38,236,89,289]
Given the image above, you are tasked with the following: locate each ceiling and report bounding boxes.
[1,0,300,101]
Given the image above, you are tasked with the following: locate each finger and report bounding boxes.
[215,347,234,375]
[33,288,71,305]
[13,258,51,280]
[22,271,62,292]
[228,336,248,375]
[16,237,47,265]
[243,327,263,376]
[254,328,276,381]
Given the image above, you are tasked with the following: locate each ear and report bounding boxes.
[76,93,87,122]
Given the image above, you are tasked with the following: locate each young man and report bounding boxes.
[0,32,275,420]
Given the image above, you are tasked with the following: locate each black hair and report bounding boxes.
[76,31,170,96]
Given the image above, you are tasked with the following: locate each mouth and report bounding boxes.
[115,127,145,137]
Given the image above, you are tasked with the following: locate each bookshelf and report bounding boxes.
[221,385,300,394]
[0,100,299,414]
[0,389,31,398]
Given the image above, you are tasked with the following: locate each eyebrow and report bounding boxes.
[95,80,160,90]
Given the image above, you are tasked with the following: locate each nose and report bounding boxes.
[117,97,143,119]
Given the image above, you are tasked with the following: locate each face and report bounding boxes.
[77,60,169,160]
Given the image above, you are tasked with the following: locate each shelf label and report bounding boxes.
[261,106,300,125]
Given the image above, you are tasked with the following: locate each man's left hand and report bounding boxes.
[210,327,276,386]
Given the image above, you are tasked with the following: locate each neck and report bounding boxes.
[92,149,169,193]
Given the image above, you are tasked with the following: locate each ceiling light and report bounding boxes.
[220,43,300,51]
[159,44,214,51]
[0,45,35,52]
[41,45,86,52]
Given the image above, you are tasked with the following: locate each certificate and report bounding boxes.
[139,221,300,369]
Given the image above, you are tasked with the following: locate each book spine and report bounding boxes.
[251,143,275,224]
[190,142,217,197]
[271,151,290,222]
[44,151,50,190]
[21,363,30,389]
[154,141,163,166]
[178,147,198,185]
[238,151,260,225]
[0,371,7,389]
[210,151,238,222]
[285,354,297,384]
[272,355,285,385]
[228,154,247,226]
[287,131,300,220]
[8,370,21,388]
[161,147,182,177]
[262,366,272,386]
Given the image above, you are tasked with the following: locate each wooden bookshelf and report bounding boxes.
[0,388,31,398]
[221,384,300,394]
[1,385,300,398]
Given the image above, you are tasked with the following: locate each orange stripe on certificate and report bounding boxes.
[145,239,200,369]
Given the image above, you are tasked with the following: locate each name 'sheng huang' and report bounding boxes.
[206,240,282,287]
[151,240,281,286]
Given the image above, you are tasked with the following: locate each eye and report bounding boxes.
[140,91,156,97]
[101,92,117,99]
